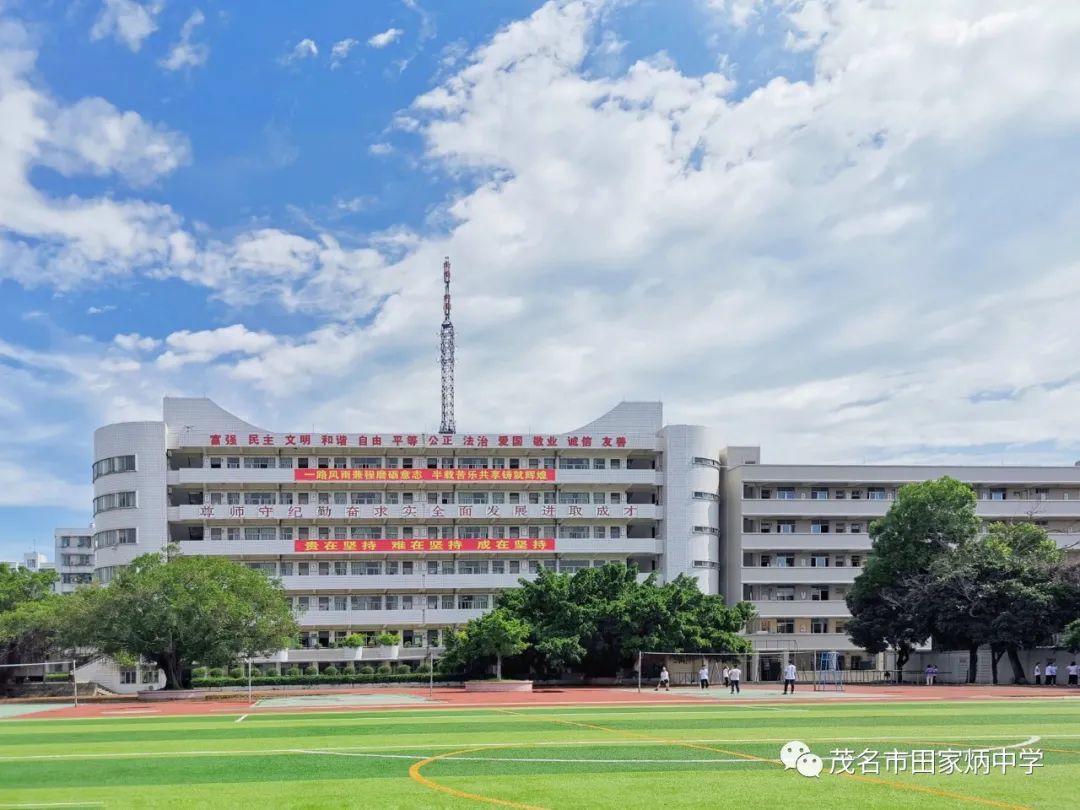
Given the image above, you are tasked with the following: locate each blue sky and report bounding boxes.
[2,0,1080,561]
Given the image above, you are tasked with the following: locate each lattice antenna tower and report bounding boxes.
[439,256,456,434]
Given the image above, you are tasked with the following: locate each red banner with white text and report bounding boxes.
[293,468,556,483]
[293,538,556,553]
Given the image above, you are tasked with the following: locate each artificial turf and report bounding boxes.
[0,698,1077,808]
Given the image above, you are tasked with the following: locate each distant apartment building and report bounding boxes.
[54,528,94,593]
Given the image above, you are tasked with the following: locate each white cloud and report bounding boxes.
[368,28,403,48]
[283,38,318,63]
[368,142,394,156]
[86,305,116,315]
[155,325,278,369]
[114,333,160,351]
[330,37,358,68]
[159,9,209,71]
[90,0,164,52]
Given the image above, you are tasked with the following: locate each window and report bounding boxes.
[775,619,795,634]
[210,457,222,469]
[92,455,137,480]
[226,457,240,469]
[691,560,720,569]
[777,520,795,534]
[560,526,590,539]
[692,457,722,470]
[385,561,399,575]
[593,526,607,539]
[244,492,276,505]
[244,527,276,542]
[988,488,1006,501]
[810,555,830,568]
[693,491,720,501]
[850,523,863,533]
[775,586,795,601]
[810,520,830,534]
[851,555,863,568]
[491,560,505,574]
[592,458,606,469]
[811,488,829,500]
[508,560,521,574]
[558,492,590,504]
[93,491,137,514]
[811,586,830,601]
[759,554,772,568]
[279,562,293,576]
[459,457,488,469]
[776,554,795,568]
[811,618,829,634]
[559,458,590,470]
[352,561,382,575]
[243,457,276,469]
[351,492,381,504]
[868,487,888,501]
[93,528,137,548]
[120,669,138,685]
[459,560,489,575]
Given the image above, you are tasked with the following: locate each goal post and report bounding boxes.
[813,650,844,692]
[0,660,79,705]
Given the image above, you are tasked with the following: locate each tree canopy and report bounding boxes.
[444,564,754,679]
[847,477,1080,683]
[0,564,65,690]
[64,549,298,689]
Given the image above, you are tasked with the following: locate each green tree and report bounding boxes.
[446,608,530,679]
[0,565,65,690]
[65,549,298,689]
[1064,618,1080,652]
[847,477,981,681]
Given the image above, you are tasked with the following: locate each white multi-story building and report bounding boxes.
[54,529,94,593]
[81,397,1080,667]
[89,398,720,661]
[721,446,1080,668]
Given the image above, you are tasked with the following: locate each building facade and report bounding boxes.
[78,397,1080,665]
[54,528,94,593]
[720,447,1080,664]
[88,398,720,660]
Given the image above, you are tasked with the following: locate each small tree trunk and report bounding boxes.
[967,646,979,684]
[1007,648,1027,684]
[895,649,909,684]
[990,648,1004,685]
[496,654,502,680]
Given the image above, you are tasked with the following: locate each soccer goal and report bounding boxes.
[813,650,844,692]
[0,660,79,705]
[635,651,754,691]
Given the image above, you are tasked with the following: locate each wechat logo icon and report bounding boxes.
[780,741,823,778]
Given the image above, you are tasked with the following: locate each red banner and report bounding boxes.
[293,538,556,553]
[293,468,556,483]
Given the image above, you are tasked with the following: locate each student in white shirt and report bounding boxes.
[722,665,730,688]
[698,665,710,690]
[1067,662,1078,687]
[1046,662,1057,686]
[1033,663,1041,685]
[728,665,741,694]
[783,662,797,694]
[655,666,671,692]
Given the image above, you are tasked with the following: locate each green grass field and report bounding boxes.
[1,698,1078,809]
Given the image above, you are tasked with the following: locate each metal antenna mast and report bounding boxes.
[439,256,456,434]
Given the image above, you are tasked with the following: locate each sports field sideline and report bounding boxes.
[1,691,1079,809]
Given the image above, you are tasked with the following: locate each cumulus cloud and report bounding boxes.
[368,28,403,48]
[368,142,394,156]
[330,37,358,68]
[283,37,318,63]
[90,0,164,51]
[155,325,279,369]
[160,9,209,71]
[114,333,160,352]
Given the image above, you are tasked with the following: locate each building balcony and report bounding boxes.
[741,499,891,517]
[168,468,661,487]
[744,632,855,651]
[740,533,872,551]
[741,566,859,585]
[296,608,484,627]
[174,538,660,558]
[168,503,660,522]
[280,574,527,591]
[751,600,851,619]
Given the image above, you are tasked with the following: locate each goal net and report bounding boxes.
[0,660,79,703]
[813,650,845,692]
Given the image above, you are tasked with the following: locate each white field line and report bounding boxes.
[235,715,247,724]
[295,748,765,765]
[0,804,105,808]
[100,710,159,715]
[0,734,1057,763]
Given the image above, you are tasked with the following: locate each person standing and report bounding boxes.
[655,666,671,692]
[925,664,935,686]
[1046,662,1057,686]
[783,661,797,695]
[722,665,730,688]
[728,664,741,694]
[1067,661,1078,687]
[1033,663,1042,685]
[698,664,710,689]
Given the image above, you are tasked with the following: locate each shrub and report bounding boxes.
[395,662,412,674]
[323,666,340,677]
[304,665,319,676]
[375,632,400,646]
[337,634,366,648]
[209,667,226,678]
[376,664,393,675]
[286,667,302,677]
[229,667,245,679]
[359,665,375,675]
[261,665,279,677]
[192,667,209,679]
[415,662,432,674]
[45,672,70,682]
[342,664,356,675]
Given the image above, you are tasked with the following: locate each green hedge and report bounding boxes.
[192,672,458,688]
[44,672,71,682]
